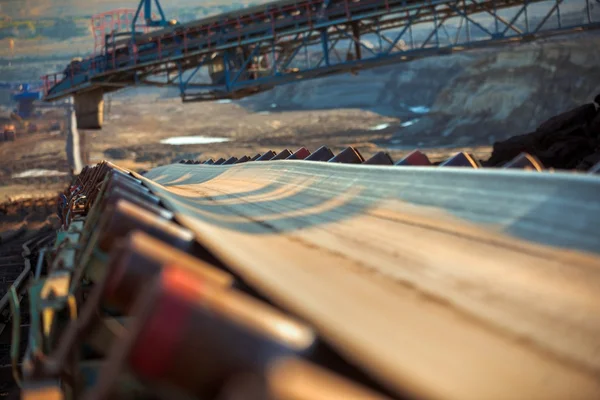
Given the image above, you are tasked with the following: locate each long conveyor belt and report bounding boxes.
[140,159,600,399]
[14,155,600,400]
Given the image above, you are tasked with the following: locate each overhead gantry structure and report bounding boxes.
[42,0,600,129]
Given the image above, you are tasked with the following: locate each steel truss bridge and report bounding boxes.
[43,0,599,122]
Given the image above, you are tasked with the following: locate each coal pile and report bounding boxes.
[485,95,600,171]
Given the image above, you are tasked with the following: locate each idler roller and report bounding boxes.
[89,267,316,399]
[103,231,234,312]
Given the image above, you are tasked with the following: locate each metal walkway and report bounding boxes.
[43,0,600,102]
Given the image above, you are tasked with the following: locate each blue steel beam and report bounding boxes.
[43,0,600,103]
[132,0,171,30]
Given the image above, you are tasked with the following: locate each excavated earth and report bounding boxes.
[82,33,600,172]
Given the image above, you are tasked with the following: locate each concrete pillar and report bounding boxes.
[73,89,104,130]
[66,98,83,175]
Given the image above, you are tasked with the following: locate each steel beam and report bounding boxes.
[43,0,599,103]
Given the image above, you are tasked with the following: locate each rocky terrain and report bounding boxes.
[243,32,600,149]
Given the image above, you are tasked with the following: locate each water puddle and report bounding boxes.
[409,106,430,114]
[400,119,419,128]
[369,123,390,131]
[257,111,271,115]
[12,169,68,178]
[160,136,231,145]
[216,99,232,104]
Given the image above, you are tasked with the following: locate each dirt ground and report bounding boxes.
[0,92,493,203]
[90,94,492,173]
[0,127,71,202]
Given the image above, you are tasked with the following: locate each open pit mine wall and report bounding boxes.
[247,34,600,146]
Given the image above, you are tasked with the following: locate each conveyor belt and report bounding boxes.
[139,159,600,399]
[14,157,600,399]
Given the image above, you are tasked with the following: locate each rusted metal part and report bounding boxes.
[103,231,235,312]
[271,149,292,160]
[41,233,235,381]
[364,151,394,165]
[83,188,173,252]
[95,200,194,254]
[79,177,161,245]
[176,145,600,174]
[438,152,480,168]
[222,157,239,165]
[328,147,365,164]
[235,155,250,164]
[76,196,227,294]
[305,146,335,162]
[395,150,432,166]
[88,266,315,400]
[286,147,311,160]
[77,166,146,220]
[256,150,277,161]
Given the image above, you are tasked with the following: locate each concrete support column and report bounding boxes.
[73,89,104,130]
[66,98,83,175]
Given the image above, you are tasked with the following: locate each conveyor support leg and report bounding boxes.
[73,89,104,130]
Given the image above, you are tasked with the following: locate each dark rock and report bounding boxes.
[485,96,600,170]
[576,151,600,171]
[535,103,597,134]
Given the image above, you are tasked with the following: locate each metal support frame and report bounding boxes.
[44,0,600,103]
[131,0,172,41]
[92,9,140,56]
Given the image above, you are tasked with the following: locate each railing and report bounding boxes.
[44,0,431,95]
[41,0,598,98]
[42,0,326,95]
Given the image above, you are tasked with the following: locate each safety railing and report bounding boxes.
[40,0,404,95]
[42,0,592,97]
